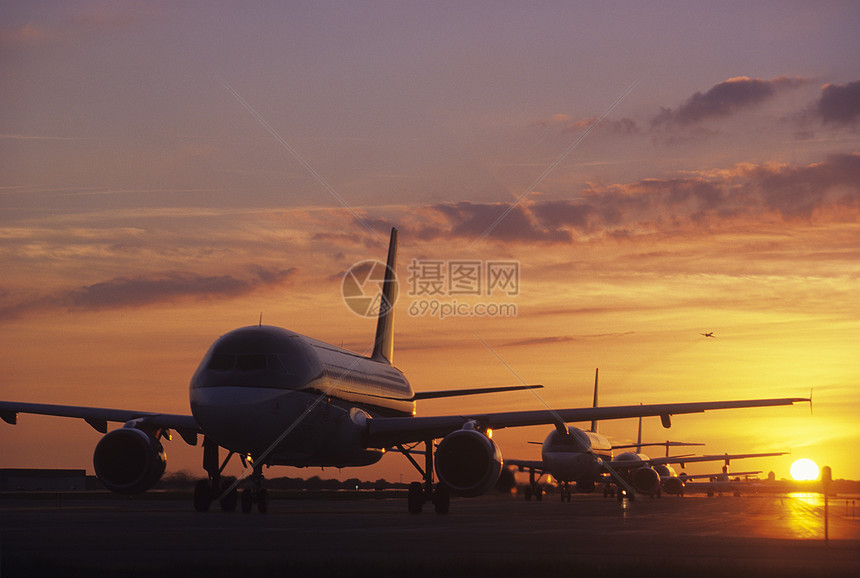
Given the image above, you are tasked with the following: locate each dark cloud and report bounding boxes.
[406,154,860,244]
[500,332,637,348]
[748,153,860,218]
[817,81,860,126]
[0,267,297,320]
[653,76,807,127]
[428,202,570,243]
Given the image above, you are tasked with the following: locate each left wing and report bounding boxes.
[365,396,808,447]
[0,401,201,445]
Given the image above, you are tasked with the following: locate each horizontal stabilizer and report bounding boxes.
[413,384,543,401]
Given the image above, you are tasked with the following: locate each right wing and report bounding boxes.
[0,401,201,445]
[505,458,546,472]
[645,451,787,467]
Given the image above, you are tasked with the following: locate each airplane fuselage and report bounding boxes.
[189,325,414,467]
[541,426,613,483]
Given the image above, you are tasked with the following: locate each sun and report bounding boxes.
[790,458,820,481]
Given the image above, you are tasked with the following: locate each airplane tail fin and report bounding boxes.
[589,368,599,433]
[371,227,398,364]
[636,411,643,454]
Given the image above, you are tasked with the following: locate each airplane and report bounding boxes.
[679,466,766,496]
[701,332,715,338]
[508,370,788,500]
[0,228,809,514]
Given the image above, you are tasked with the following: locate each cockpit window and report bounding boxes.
[544,428,591,453]
[236,354,268,371]
[207,351,305,374]
[207,354,235,371]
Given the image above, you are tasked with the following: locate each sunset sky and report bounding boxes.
[2,1,859,484]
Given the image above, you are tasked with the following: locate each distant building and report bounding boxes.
[0,468,87,491]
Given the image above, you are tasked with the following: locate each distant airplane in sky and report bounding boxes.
[701,332,715,338]
[0,229,808,514]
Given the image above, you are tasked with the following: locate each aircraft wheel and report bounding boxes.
[524,485,532,501]
[535,487,543,501]
[407,482,424,514]
[241,489,253,513]
[257,488,268,513]
[193,480,211,512]
[433,484,450,515]
[219,482,237,512]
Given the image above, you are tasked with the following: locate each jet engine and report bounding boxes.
[93,428,167,494]
[630,466,661,495]
[653,464,684,495]
[661,476,684,495]
[434,427,502,497]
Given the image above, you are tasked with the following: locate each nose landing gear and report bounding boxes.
[193,437,268,513]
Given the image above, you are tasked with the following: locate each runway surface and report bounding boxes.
[2,491,858,577]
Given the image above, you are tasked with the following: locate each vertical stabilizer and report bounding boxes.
[371,228,398,364]
[636,409,643,453]
[590,368,599,433]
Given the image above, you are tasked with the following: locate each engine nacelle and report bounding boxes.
[434,428,502,497]
[93,428,167,494]
[630,466,661,495]
[661,476,685,495]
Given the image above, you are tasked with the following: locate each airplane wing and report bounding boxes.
[645,451,787,467]
[365,397,808,447]
[0,401,201,444]
[680,470,762,481]
[505,458,546,472]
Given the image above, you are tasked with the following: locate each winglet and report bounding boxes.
[371,227,398,364]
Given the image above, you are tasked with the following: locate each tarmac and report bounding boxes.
[2,491,858,577]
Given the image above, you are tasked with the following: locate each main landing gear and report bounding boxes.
[193,437,267,513]
[397,439,449,514]
[522,467,543,501]
[558,482,573,502]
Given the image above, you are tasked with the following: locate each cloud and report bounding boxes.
[536,114,640,135]
[817,81,860,126]
[653,76,807,127]
[0,267,297,320]
[403,154,860,244]
[426,202,570,243]
[1,5,143,48]
[500,332,635,348]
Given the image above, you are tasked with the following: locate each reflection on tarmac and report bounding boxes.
[781,493,825,539]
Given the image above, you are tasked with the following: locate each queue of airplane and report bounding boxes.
[506,369,789,501]
[0,228,809,514]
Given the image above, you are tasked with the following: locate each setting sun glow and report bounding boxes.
[790,459,820,481]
